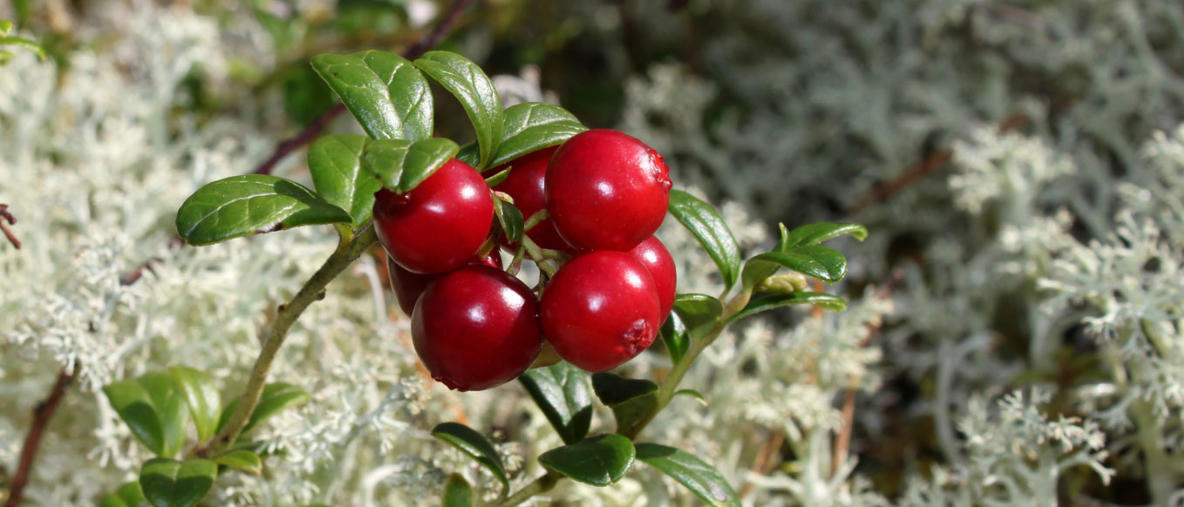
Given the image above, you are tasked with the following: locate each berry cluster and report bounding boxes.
[375,129,675,391]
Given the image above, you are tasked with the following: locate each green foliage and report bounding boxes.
[591,373,659,438]
[362,137,460,193]
[671,294,723,337]
[431,422,510,494]
[667,190,742,290]
[175,175,351,245]
[311,51,433,141]
[441,473,475,507]
[139,458,217,507]
[168,366,221,443]
[413,51,504,169]
[103,373,189,458]
[487,102,587,168]
[308,134,384,228]
[519,362,594,445]
[538,435,636,486]
[216,382,311,435]
[99,482,145,507]
[659,310,690,362]
[635,443,739,506]
[214,449,263,475]
[493,196,525,244]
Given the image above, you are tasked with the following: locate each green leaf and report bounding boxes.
[519,362,593,445]
[539,435,636,486]
[310,50,433,141]
[175,175,351,246]
[668,190,741,290]
[0,20,11,34]
[591,373,659,438]
[168,367,221,443]
[672,294,723,338]
[727,292,847,323]
[216,382,310,436]
[494,197,524,244]
[742,245,848,284]
[635,443,739,506]
[100,481,145,507]
[432,422,509,494]
[215,449,263,475]
[307,134,383,228]
[487,102,585,168]
[139,458,217,507]
[414,51,503,169]
[363,137,459,193]
[659,309,689,363]
[778,222,868,248]
[456,143,480,167]
[0,35,45,60]
[441,473,474,507]
[673,389,707,406]
[484,165,512,187]
[103,373,189,457]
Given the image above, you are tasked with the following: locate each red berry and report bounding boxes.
[540,251,661,372]
[387,249,502,315]
[625,236,676,322]
[375,159,494,274]
[491,147,575,252]
[545,129,672,251]
[412,265,542,391]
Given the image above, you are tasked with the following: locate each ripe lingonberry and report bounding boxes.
[545,129,672,251]
[540,251,661,372]
[412,265,542,391]
[374,158,494,274]
[491,146,574,252]
[387,249,502,315]
[626,236,676,322]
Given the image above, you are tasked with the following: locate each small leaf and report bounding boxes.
[778,222,868,248]
[140,458,217,507]
[743,246,848,284]
[168,367,221,443]
[215,449,263,475]
[659,310,690,363]
[362,138,414,188]
[635,443,739,506]
[519,362,593,445]
[216,382,310,435]
[307,134,383,228]
[414,51,503,169]
[673,389,708,406]
[539,435,636,486]
[432,422,509,493]
[0,35,45,61]
[363,137,459,193]
[494,197,525,244]
[484,165,512,187]
[103,373,189,457]
[727,292,847,322]
[310,50,433,141]
[441,473,474,507]
[672,294,723,338]
[591,373,659,438]
[100,481,145,507]
[488,102,586,168]
[456,143,480,167]
[176,175,351,245]
[668,190,741,290]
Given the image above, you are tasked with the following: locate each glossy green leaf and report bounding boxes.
[727,292,847,323]
[432,422,509,493]
[673,389,707,405]
[216,382,310,436]
[668,190,741,290]
[659,310,689,363]
[672,294,723,338]
[363,137,459,194]
[778,222,868,248]
[215,449,263,475]
[592,373,659,438]
[456,143,480,167]
[99,481,145,507]
[539,435,636,486]
[494,197,524,244]
[168,367,220,443]
[307,134,383,228]
[742,245,847,284]
[139,458,217,507]
[310,50,432,141]
[414,51,503,168]
[441,473,474,507]
[635,443,739,506]
[362,138,414,188]
[519,362,593,445]
[176,175,351,245]
[103,373,189,457]
[484,165,512,187]
[487,102,585,168]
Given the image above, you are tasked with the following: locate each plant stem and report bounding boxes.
[5,367,76,507]
[200,226,378,456]
[496,471,561,507]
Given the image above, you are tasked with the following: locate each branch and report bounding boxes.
[4,367,77,507]
[252,0,477,175]
[0,203,20,249]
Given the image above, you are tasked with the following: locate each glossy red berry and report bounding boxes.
[626,236,676,322]
[387,249,502,316]
[545,129,672,251]
[540,251,661,372]
[374,158,494,274]
[412,265,542,391]
[491,146,575,252]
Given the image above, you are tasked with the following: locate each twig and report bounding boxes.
[847,150,953,214]
[0,203,20,249]
[5,367,77,507]
[739,428,785,497]
[251,0,477,175]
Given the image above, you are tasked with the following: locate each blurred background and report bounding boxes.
[2,0,1183,505]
